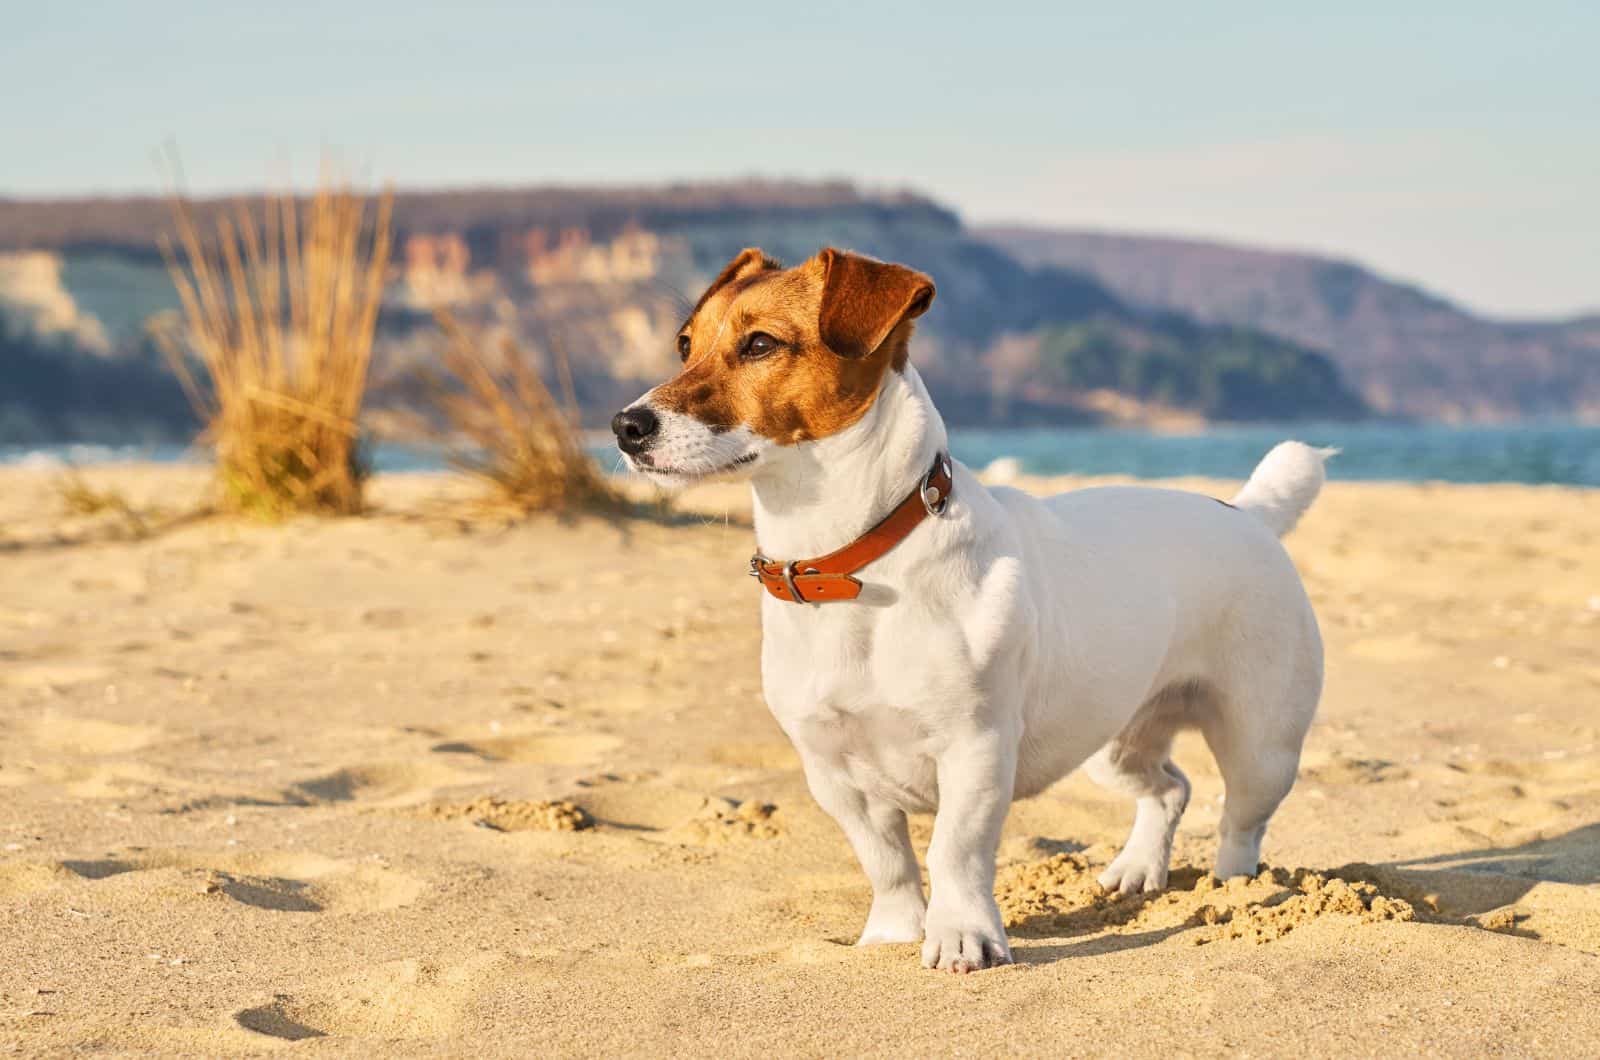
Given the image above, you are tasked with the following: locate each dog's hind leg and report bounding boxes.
[1201,650,1321,879]
[1203,726,1302,879]
[1084,684,1193,895]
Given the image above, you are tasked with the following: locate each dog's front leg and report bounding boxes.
[799,755,925,945]
[922,731,1016,972]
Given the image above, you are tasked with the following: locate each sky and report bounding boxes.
[3,2,1596,318]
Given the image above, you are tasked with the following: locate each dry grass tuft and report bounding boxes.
[158,176,393,518]
[430,309,620,514]
[46,469,214,545]
[55,470,148,536]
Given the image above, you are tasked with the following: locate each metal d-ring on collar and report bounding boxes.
[920,453,952,516]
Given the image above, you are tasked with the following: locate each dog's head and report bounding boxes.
[611,247,935,485]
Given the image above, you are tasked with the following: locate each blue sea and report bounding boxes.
[4,422,1598,487]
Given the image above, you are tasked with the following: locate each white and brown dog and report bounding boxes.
[612,248,1327,973]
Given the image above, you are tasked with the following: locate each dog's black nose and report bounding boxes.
[611,407,659,455]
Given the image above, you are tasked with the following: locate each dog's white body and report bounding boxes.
[739,366,1325,969]
[622,242,1328,971]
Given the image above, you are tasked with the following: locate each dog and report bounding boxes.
[612,247,1327,973]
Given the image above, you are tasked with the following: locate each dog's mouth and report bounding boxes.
[633,450,759,478]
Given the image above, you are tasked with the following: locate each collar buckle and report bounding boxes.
[780,561,805,604]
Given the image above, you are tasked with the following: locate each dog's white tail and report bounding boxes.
[1229,441,1336,537]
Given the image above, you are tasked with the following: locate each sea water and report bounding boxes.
[3,422,1597,487]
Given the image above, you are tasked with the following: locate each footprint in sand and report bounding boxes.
[359,607,411,630]
[2,717,178,799]
[3,665,114,690]
[22,715,162,753]
[234,998,325,1041]
[44,850,425,913]
[234,953,506,1041]
[289,760,487,806]
[1301,750,1411,785]
[429,731,620,766]
[1,759,183,800]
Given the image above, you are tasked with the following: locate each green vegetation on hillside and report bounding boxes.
[1033,316,1365,420]
[982,224,1599,421]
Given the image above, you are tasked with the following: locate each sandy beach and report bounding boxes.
[2,463,1597,1057]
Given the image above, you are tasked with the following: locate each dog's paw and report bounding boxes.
[920,905,1012,973]
[1096,850,1170,896]
[857,893,925,946]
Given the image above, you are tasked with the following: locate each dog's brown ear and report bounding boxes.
[816,248,935,359]
[693,247,781,313]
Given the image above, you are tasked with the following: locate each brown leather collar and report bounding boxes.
[750,452,953,604]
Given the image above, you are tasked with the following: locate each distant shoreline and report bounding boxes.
[5,421,1597,487]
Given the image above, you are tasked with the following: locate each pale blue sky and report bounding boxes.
[3,2,1596,317]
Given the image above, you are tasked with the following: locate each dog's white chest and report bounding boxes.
[760,608,951,812]
[799,697,942,812]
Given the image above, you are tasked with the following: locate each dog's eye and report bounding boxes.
[742,332,779,360]
[677,334,691,362]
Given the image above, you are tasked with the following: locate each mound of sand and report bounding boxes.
[414,797,593,832]
[997,851,1568,952]
[997,854,1416,938]
[1186,867,1416,944]
[667,796,781,845]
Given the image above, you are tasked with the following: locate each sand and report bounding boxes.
[1,463,1597,1057]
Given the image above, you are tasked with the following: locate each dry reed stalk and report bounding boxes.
[430,309,619,514]
[158,176,393,517]
[55,470,149,536]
